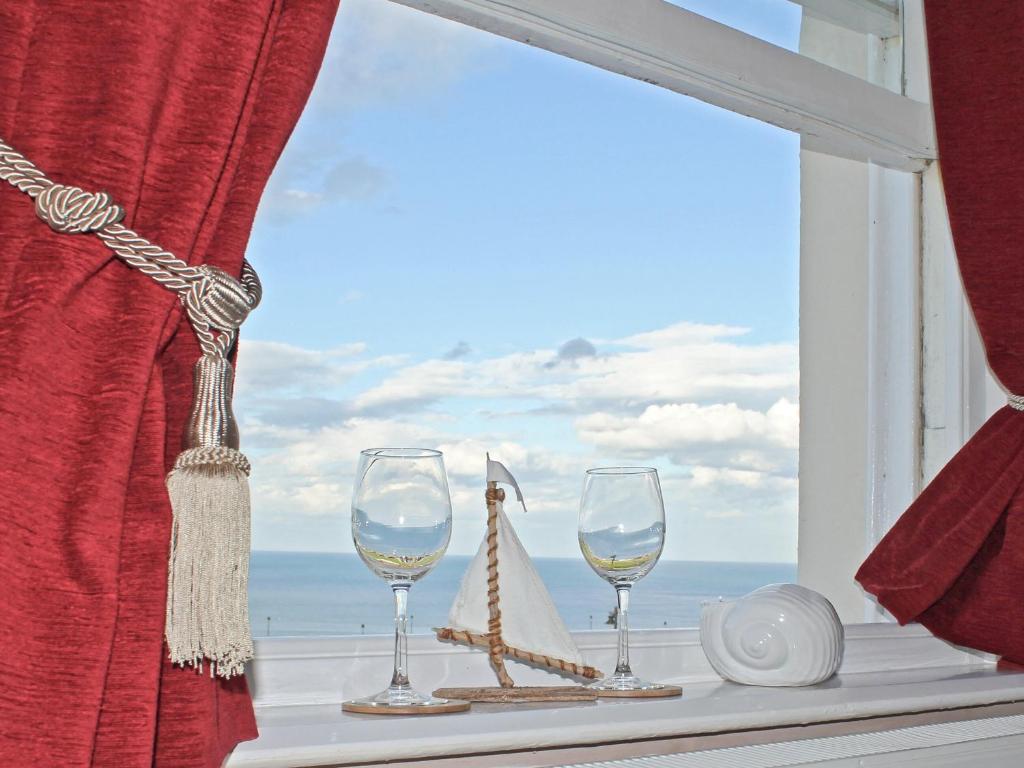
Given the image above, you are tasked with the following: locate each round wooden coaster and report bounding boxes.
[593,684,682,699]
[342,698,471,715]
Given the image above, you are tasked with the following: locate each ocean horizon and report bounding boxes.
[249,550,796,638]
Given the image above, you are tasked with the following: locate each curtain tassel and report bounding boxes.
[166,355,254,678]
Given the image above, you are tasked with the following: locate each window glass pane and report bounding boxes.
[669,0,903,88]
[667,0,801,52]
[244,0,799,638]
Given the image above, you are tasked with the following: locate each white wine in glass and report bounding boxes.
[579,466,677,696]
[344,448,468,714]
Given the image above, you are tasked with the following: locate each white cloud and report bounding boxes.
[352,359,477,412]
[246,415,584,555]
[576,398,798,473]
[238,321,799,561]
[313,0,497,113]
[256,0,497,224]
[257,187,324,220]
[544,337,598,369]
[613,322,750,348]
[443,341,472,360]
[690,466,797,489]
[237,339,370,395]
[258,150,392,222]
[350,322,798,414]
[323,157,389,200]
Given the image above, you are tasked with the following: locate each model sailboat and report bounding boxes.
[434,456,601,702]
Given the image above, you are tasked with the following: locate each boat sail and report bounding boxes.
[435,456,600,690]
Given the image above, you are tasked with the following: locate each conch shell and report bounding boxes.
[700,583,843,687]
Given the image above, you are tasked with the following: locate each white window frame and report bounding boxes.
[390,0,933,171]
[797,2,925,622]
[798,0,1000,621]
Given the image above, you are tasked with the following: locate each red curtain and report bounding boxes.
[0,1,338,765]
[857,2,1024,662]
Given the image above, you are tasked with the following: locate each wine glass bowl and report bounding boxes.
[352,447,452,584]
[579,466,678,697]
[581,466,667,585]
[343,448,468,714]
[579,467,665,585]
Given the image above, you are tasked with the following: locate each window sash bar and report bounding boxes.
[388,0,934,171]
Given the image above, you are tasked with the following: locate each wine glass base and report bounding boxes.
[343,687,471,715]
[588,675,682,699]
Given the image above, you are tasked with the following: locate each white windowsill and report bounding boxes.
[228,624,1024,767]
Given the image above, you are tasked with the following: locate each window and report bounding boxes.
[228,2,1024,764]
[240,0,946,638]
[241,0,805,638]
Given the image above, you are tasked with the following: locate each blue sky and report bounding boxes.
[240,0,802,563]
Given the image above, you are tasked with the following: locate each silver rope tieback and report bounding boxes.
[1,135,260,678]
[1,136,260,360]
[1010,393,1024,412]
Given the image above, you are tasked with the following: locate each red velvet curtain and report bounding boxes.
[858,2,1024,662]
[0,1,338,765]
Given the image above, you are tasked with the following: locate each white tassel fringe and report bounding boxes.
[166,449,253,678]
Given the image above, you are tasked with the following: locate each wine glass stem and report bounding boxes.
[390,583,411,688]
[615,584,632,675]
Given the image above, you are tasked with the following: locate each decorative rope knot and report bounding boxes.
[34,184,124,233]
[187,265,261,332]
[1009,393,1024,412]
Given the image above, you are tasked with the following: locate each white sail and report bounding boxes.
[445,457,585,668]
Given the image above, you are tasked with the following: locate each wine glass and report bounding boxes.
[578,466,673,695]
[343,448,467,714]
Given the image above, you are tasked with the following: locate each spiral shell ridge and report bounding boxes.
[700,583,843,687]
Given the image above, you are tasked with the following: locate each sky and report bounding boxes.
[240,0,802,563]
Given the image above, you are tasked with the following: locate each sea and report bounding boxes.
[249,551,796,638]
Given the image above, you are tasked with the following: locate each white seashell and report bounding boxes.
[700,583,843,687]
